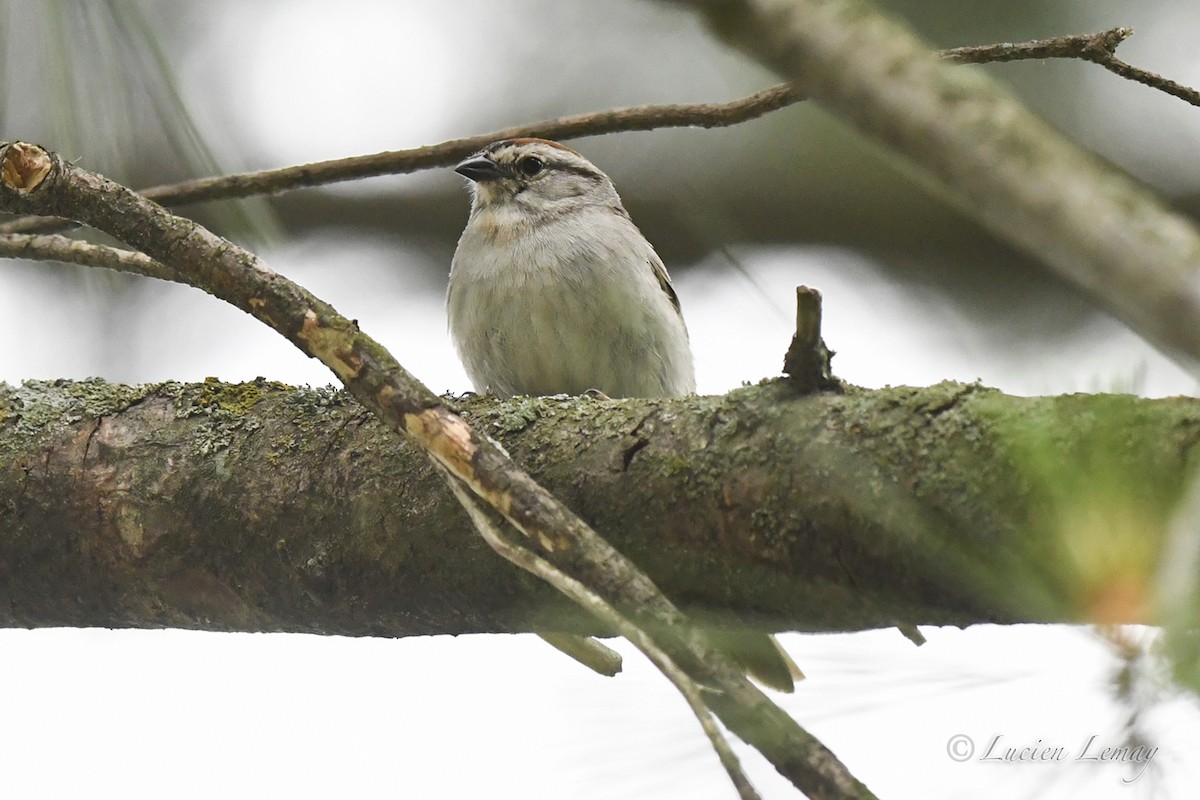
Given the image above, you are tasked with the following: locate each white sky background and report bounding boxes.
[2,1,1200,798]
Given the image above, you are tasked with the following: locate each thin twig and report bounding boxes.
[0,83,796,235]
[945,26,1200,107]
[440,466,760,800]
[0,232,177,281]
[3,25,1196,238]
[940,27,1133,64]
[141,83,800,205]
[1082,45,1200,108]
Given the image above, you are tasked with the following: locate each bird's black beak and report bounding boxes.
[455,155,503,182]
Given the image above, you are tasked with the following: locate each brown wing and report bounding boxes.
[649,250,682,315]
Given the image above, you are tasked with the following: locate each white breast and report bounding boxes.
[447,206,694,398]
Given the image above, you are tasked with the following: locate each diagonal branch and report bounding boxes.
[680,0,1200,371]
[440,465,760,800]
[0,141,874,800]
[943,26,1200,107]
[1078,38,1200,107]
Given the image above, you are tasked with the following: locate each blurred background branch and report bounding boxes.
[4,25,1191,236]
[682,0,1200,373]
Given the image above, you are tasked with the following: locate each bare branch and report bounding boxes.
[940,27,1133,64]
[945,26,1200,107]
[128,87,799,206]
[0,85,796,235]
[681,0,1200,370]
[3,25,1197,238]
[1080,41,1200,108]
[0,232,178,281]
[440,466,760,800]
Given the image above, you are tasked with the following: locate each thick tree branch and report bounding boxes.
[1,26,1192,238]
[3,378,1190,636]
[680,0,1200,371]
[0,143,869,800]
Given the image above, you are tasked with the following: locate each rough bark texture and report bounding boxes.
[2,378,1193,637]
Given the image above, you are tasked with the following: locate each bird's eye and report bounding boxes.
[518,156,544,177]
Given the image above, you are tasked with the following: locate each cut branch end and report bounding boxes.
[783,285,838,394]
[1,142,53,193]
